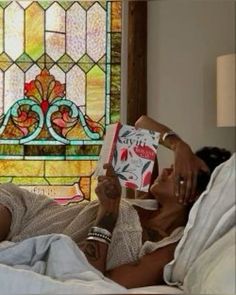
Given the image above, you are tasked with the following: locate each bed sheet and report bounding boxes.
[129,285,183,294]
[0,234,126,294]
[0,234,184,294]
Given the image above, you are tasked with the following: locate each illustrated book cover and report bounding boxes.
[94,123,160,192]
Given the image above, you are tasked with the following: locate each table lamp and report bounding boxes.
[217,53,236,127]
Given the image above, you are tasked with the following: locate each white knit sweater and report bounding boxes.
[0,183,183,270]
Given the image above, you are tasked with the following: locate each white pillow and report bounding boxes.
[183,227,236,295]
[164,153,236,286]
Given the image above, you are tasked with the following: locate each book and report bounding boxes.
[94,123,160,192]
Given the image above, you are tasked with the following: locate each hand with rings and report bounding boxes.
[174,142,209,205]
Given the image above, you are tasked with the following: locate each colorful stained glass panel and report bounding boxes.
[0,1,122,202]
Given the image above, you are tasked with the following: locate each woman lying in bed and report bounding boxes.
[0,116,231,288]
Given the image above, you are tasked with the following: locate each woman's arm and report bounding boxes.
[80,164,121,274]
[135,116,209,204]
[0,204,12,242]
[106,242,177,289]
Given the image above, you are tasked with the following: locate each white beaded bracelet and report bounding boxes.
[90,226,112,238]
[87,232,111,242]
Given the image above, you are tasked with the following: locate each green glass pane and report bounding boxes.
[66,145,101,156]
[0,52,13,71]
[24,145,66,157]
[111,64,121,94]
[110,93,120,123]
[79,1,95,10]
[59,1,75,10]
[13,177,48,185]
[98,55,106,72]
[78,53,95,73]
[111,32,121,64]
[38,1,52,9]
[36,53,54,70]
[47,177,79,185]
[58,53,74,72]
[0,144,23,156]
[16,53,34,72]
[0,177,12,183]
[0,1,11,9]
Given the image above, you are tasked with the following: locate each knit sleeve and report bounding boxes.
[0,183,54,240]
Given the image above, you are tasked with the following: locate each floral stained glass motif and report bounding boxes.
[0,1,122,203]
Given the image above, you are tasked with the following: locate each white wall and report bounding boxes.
[147,0,236,168]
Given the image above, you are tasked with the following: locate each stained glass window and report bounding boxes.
[0,1,122,204]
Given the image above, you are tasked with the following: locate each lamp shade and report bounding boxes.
[217,53,236,127]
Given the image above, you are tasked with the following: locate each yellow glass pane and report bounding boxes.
[90,176,97,201]
[45,160,97,177]
[25,2,44,60]
[112,2,122,31]
[0,160,44,177]
[87,65,105,122]
[13,177,48,185]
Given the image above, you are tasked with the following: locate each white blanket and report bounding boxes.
[0,234,127,294]
[164,153,236,286]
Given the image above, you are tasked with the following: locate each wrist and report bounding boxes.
[161,131,182,150]
[174,140,191,153]
[95,206,119,233]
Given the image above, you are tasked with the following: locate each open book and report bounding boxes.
[94,123,160,192]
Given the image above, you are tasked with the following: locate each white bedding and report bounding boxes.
[164,153,236,287]
[0,234,182,294]
[0,234,127,294]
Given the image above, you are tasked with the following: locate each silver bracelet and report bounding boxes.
[87,232,111,244]
[162,130,178,142]
[89,226,112,238]
[86,235,110,245]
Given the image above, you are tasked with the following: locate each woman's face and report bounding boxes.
[150,167,176,204]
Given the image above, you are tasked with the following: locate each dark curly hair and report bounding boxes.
[195,146,232,193]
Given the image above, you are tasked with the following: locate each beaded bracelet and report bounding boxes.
[89,226,112,238]
[86,233,111,245]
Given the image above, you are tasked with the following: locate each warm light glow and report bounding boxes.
[217,54,236,127]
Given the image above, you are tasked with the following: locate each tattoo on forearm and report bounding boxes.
[96,211,118,232]
[83,242,101,261]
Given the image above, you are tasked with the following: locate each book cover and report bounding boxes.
[94,123,160,192]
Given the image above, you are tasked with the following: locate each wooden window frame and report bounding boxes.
[127,1,147,125]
